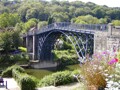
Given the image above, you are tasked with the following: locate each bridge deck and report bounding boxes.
[22,22,108,37]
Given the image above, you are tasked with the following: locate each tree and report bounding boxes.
[51,12,69,22]
[93,7,106,19]
[0,31,12,54]
[112,20,120,26]
[11,31,22,49]
[48,16,54,25]
[0,13,20,29]
[38,21,48,30]
[24,18,37,32]
[72,15,99,24]
[26,8,38,20]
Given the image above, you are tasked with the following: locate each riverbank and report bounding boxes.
[26,64,80,79]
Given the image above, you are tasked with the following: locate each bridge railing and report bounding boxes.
[31,22,108,35]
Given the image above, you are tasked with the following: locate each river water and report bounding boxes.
[26,64,80,79]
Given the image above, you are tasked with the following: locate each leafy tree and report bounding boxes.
[38,21,48,30]
[93,7,106,18]
[112,20,120,26]
[24,18,37,32]
[26,8,38,20]
[0,31,12,54]
[11,31,22,49]
[0,13,20,28]
[72,15,99,24]
[52,12,69,22]
[99,18,107,24]
[48,16,54,25]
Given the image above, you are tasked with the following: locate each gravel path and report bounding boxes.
[37,82,81,90]
[0,78,81,90]
[0,78,20,90]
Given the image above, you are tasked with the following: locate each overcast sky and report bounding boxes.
[46,0,120,7]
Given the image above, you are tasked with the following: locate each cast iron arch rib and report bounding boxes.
[37,29,94,62]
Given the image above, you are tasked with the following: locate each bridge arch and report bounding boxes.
[37,29,94,62]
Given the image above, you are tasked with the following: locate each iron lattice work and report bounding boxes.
[36,30,94,62]
[24,22,107,62]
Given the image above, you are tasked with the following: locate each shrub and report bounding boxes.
[1,65,25,77]
[20,75,36,90]
[2,65,37,90]
[39,70,76,87]
[81,61,107,89]
[79,50,119,89]
[1,66,13,77]
[12,69,38,90]
[53,50,79,66]
[18,47,27,52]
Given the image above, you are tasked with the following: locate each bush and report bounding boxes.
[20,75,36,90]
[39,70,76,87]
[12,69,38,90]
[53,50,79,66]
[1,65,25,77]
[1,66,13,77]
[2,65,37,90]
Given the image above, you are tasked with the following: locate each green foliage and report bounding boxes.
[24,18,37,32]
[53,50,78,65]
[0,30,21,51]
[52,12,69,22]
[18,47,27,52]
[112,20,120,26]
[39,70,75,87]
[17,1,45,22]
[72,69,81,76]
[0,30,22,63]
[10,53,29,63]
[12,68,37,90]
[38,21,48,29]
[14,22,25,33]
[117,51,120,63]
[72,15,108,24]
[1,65,25,77]
[2,65,37,90]
[0,0,120,24]
[0,13,20,28]
[1,66,13,77]
[48,16,54,25]
[19,74,36,90]
[0,31,12,53]
[62,42,73,50]
[12,31,22,49]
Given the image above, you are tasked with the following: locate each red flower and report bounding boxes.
[108,58,118,65]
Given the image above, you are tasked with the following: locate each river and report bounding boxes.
[26,64,80,80]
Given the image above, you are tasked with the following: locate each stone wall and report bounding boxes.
[107,36,120,51]
[30,61,58,69]
[94,24,120,52]
[94,31,108,52]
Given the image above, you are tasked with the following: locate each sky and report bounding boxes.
[46,0,120,7]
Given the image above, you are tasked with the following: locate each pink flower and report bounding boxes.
[108,58,118,65]
[102,50,110,55]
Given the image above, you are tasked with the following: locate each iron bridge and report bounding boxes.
[23,22,108,62]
